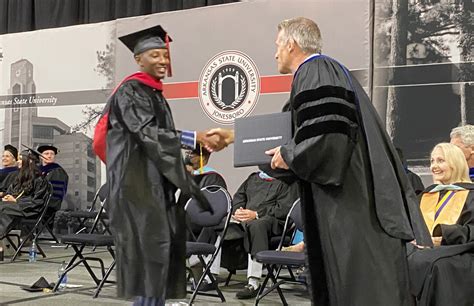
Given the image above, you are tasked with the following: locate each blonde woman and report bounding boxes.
[409,143,474,306]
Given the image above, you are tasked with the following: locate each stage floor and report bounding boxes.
[0,243,311,305]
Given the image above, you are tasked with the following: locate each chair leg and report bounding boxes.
[267,265,288,306]
[224,270,235,286]
[73,245,102,285]
[189,254,226,304]
[255,265,288,306]
[255,265,272,306]
[93,260,116,298]
[11,231,33,262]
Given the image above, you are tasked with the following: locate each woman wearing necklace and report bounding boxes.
[409,143,474,306]
[0,149,50,239]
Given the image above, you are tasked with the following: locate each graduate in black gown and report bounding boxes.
[0,145,19,197]
[38,145,68,211]
[94,25,214,306]
[408,143,474,306]
[263,17,432,305]
[0,149,49,238]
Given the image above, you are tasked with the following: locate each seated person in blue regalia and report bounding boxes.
[0,145,19,198]
[37,145,69,211]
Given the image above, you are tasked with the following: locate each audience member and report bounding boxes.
[183,146,227,291]
[226,171,298,299]
[450,124,474,180]
[37,145,68,211]
[408,143,474,306]
[0,145,19,197]
[0,149,50,238]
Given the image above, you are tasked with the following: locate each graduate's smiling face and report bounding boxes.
[430,147,453,185]
[275,30,292,74]
[135,48,169,80]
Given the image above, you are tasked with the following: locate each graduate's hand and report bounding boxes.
[432,236,442,246]
[205,128,235,152]
[266,146,289,170]
[2,194,16,202]
[234,208,257,222]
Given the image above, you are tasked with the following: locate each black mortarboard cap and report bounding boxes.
[20,276,54,292]
[4,144,18,160]
[37,144,59,155]
[119,25,172,56]
[21,144,45,160]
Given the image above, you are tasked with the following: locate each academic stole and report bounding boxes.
[420,190,469,235]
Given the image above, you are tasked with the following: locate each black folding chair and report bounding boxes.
[185,185,232,304]
[68,183,110,235]
[53,184,115,298]
[255,199,306,306]
[5,183,54,262]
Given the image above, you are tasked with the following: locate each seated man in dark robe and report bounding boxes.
[37,145,68,211]
[227,171,298,299]
[450,125,474,181]
[0,149,50,238]
[408,143,474,306]
[0,145,19,198]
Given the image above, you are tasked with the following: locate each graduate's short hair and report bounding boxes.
[431,143,470,183]
[450,124,474,146]
[277,17,322,55]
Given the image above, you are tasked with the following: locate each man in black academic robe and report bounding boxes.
[98,25,214,304]
[264,18,432,305]
[0,145,19,197]
[37,145,68,211]
[227,171,298,299]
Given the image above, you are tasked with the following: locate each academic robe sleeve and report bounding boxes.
[280,60,359,186]
[47,167,69,210]
[232,175,249,214]
[112,82,211,210]
[263,182,299,221]
[17,178,50,212]
[435,195,474,245]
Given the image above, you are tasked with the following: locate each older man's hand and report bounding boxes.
[266,146,289,170]
[199,128,235,152]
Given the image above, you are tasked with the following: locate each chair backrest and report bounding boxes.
[289,199,302,232]
[185,185,232,227]
[88,182,109,212]
[277,198,302,250]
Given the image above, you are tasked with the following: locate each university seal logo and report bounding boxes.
[199,50,260,125]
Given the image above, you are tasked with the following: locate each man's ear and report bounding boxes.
[287,39,295,53]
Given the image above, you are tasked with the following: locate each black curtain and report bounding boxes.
[0,0,238,35]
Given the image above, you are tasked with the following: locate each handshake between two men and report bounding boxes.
[195,128,289,170]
